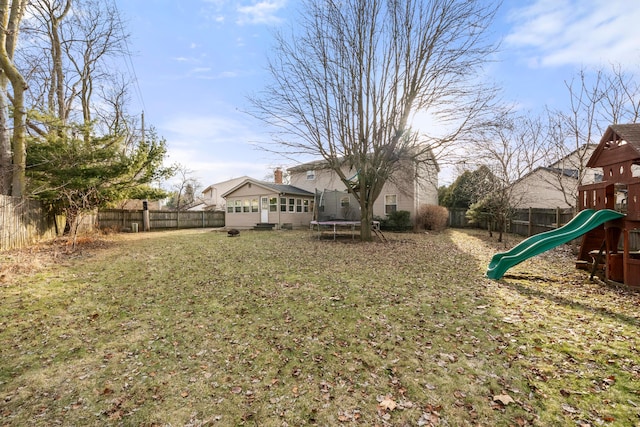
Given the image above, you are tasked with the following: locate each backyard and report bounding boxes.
[0,228,639,426]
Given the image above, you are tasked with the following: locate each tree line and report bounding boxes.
[0,0,172,243]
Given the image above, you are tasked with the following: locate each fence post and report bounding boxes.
[556,207,560,228]
[528,207,532,236]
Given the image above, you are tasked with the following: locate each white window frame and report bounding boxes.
[384,194,397,215]
[269,197,278,212]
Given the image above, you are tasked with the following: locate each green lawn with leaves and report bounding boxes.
[1,228,639,426]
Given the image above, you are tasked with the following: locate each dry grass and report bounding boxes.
[0,228,638,426]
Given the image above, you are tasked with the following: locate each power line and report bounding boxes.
[111,0,146,115]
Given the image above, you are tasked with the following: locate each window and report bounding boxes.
[243,199,250,213]
[303,199,310,213]
[280,197,287,212]
[269,197,278,212]
[385,194,397,215]
[251,199,259,213]
[288,198,295,212]
[234,200,242,213]
[340,196,350,208]
[306,170,316,180]
[227,204,233,214]
[296,199,302,212]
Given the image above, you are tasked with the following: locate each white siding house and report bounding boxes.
[222,178,315,230]
[510,145,600,209]
[201,176,250,211]
[288,154,439,224]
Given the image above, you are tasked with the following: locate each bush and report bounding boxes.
[379,210,412,232]
[416,204,448,231]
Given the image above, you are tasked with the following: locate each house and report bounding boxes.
[287,152,439,224]
[201,176,250,211]
[509,145,600,209]
[222,170,315,230]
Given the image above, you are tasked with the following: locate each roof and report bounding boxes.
[541,167,579,179]
[287,158,342,173]
[587,123,640,167]
[221,178,314,198]
[202,176,250,193]
[608,124,640,151]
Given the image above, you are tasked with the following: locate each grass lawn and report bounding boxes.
[0,228,639,426]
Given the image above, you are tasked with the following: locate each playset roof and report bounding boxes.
[587,123,640,168]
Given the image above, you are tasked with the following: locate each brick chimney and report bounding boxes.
[274,167,283,184]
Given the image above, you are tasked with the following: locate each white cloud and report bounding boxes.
[191,67,212,73]
[236,0,286,25]
[505,0,640,69]
[160,114,279,186]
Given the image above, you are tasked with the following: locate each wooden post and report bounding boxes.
[142,200,150,231]
[528,207,532,236]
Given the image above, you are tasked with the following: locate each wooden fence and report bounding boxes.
[449,206,639,249]
[97,209,225,230]
[448,207,574,237]
[0,195,62,250]
[509,207,575,236]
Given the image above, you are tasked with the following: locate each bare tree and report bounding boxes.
[0,0,29,196]
[544,65,640,209]
[166,165,201,212]
[249,0,499,240]
[469,114,549,242]
[19,0,128,135]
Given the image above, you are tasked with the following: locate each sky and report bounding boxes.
[113,0,640,189]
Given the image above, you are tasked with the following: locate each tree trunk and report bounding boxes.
[359,198,373,241]
[0,0,28,197]
[0,75,12,194]
[9,82,26,197]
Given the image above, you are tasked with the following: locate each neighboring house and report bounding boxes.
[222,174,315,230]
[201,176,250,211]
[288,153,439,224]
[510,145,601,209]
[187,202,207,211]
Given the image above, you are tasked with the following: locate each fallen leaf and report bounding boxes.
[378,396,397,412]
[493,394,515,405]
[561,403,579,414]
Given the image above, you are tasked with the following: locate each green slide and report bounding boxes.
[486,209,625,280]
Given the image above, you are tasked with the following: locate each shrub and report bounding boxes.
[381,210,412,232]
[416,204,448,231]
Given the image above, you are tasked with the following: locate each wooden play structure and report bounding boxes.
[577,124,640,287]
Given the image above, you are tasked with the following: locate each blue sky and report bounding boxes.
[114,0,640,188]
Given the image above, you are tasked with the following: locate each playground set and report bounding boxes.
[487,124,640,288]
